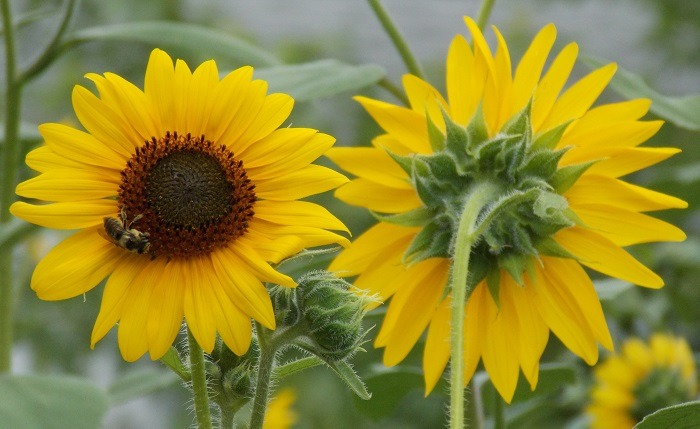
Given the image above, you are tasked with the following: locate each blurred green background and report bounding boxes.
[4,0,700,428]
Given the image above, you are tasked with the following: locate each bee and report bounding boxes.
[101,209,151,254]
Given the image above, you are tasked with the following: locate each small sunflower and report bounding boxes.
[587,334,697,429]
[263,388,298,429]
[11,49,349,361]
[327,17,687,402]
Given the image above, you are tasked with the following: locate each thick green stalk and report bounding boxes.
[366,0,425,79]
[187,329,213,429]
[476,0,497,30]
[1,0,20,222]
[450,182,499,429]
[249,323,275,429]
[0,0,19,375]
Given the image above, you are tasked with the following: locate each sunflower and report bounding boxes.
[10,49,349,361]
[263,388,298,429]
[327,17,687,402]
[587,334,697,429]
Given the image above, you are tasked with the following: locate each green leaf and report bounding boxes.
[272,356,324,379]
[549,160,595,194]
[65,21,281,67]
[353,367,425,420]
[159,346,190,382]
[582,55,700,131]
[0,374,108,429]
[255,60,385,102]
[635,401,700,429]
[108,367,181,405]
[324,360,371,401]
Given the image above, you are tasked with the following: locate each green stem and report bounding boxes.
[249,323,276,429]
[1,0,20,223]
[450,182,499,429]
[187,329,213,429]
[0,0,19,376]
[476,0,497,30]
[366,0,425,79]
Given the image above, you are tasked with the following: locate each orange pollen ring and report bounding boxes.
[118,131,256,259]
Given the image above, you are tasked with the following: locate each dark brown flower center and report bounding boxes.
[119,131,256,259]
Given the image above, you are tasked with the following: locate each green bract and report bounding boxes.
[382,103,594,300]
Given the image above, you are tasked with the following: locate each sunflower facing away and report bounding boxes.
[11,49,349,361]
[327,17,687,402]
[263,388,298,429]
[587,334,697,429]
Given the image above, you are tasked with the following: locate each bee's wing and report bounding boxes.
[97,221,114,244]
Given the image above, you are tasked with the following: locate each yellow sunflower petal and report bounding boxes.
[184,257,218,353]
[211,247,276,329]
[72,85,140,157]
[329,222,417,275]
[531,260,600,364]
[91,256,148,348]
[446,34,479,126]
[217,80,268,151]
[353,250,410,305]
[572,203,686,246]
[511,23,557,117]
[481,284,521,403]
[559,120,663,151]
[144,49,176,131]
[463,282,492,383]
[85,72,161,142]
[379,259,448,365]
[16,169,118,201]
[185,59,219,137]
[10,200,117,229]
[325,147,411,189]
[229,240,296,287]
[118,262,155,362]
[531,42,578,131]
[254,200,349,232]
[206,66,254,142]
[564,147,679,178]
[30,226,125,300]
[335,178,423,213]
[555,226,663,288]
[236,93,294,151]
[483,27,513,134]
[146,258,184,359]
[39,123,127,170]
[171,58,193,133]
[540,63,617,131]
[565,175,688,212]
[355,96,431,154]
[243,128,329,172]
[503,276,549,388]
[207,264,253,355]
[423,297,451,395]
[25,146,86,172]
[253,165,348,200]
[403,74,448,126]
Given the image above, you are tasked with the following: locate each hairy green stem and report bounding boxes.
[187,330,213,429]
[450,182,499,429]
[366,0,425,79]
[1,0,20,223]
[476,0,497,30]
[249,323,275,429]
